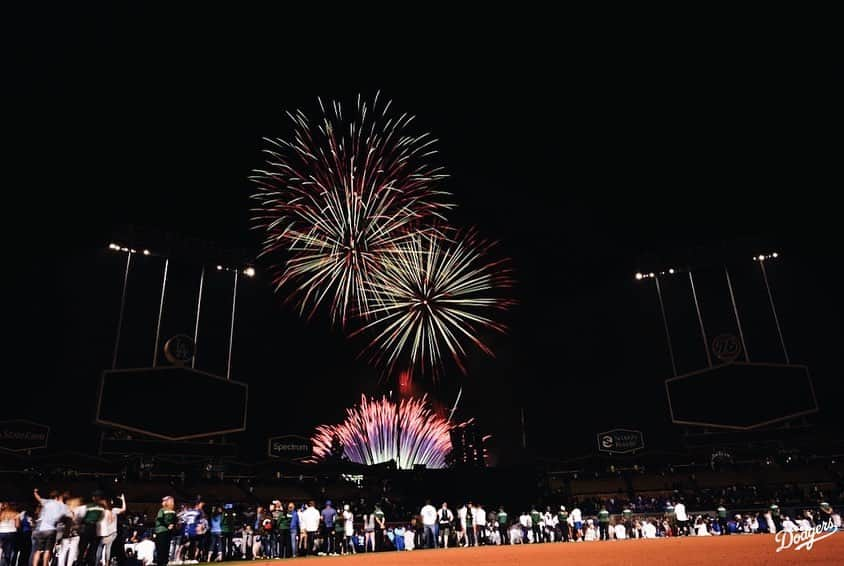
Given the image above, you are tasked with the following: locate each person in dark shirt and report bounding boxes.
[529,507,541,544]
[320,501,337,556]
[123,548,142,566]
[597,505,610,541]
[221,506,235,560]
[557,506,569,542]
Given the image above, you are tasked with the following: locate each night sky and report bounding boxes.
[7,9,842,466]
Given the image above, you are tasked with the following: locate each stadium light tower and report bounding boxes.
[634,268,680,376]
[755,252,789,363]
[214,264,257,380]
[107,243,159,369]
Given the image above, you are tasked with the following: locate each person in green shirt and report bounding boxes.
[275,504,292,558]
[622,507,633,539]
[496,507,509,545]
[154,496,176,566]
[597,506,610,541]
[529,507,542,544]
[79,493,106,566]
[557,506,569,542]
[717,504,728,536]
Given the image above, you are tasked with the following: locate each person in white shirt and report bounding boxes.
[97,494,125,566]
[642,520,657,538]
[32,489,69,566]
[614,523,627,539]
[437,503,454,548]
[694,516,709,536]
[456,505,469,547]
[300,502,320,556]
[570,507,583,541]
[420,501,438,549]
[780,516,798,533]
[674,501,688,536]
[543,508,556,542]
[403,527,415,551]
[0,502,21,566]
[342,505,355,555]
[134,535,155,565]
[509,523,523,544]
[518,512,532,543]
[474,505,487,546]
[584,518,597,541]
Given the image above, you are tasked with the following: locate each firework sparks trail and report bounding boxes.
[250,92,453,326]
[354,229,514,378]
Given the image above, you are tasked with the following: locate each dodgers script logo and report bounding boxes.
[774,520,837,552]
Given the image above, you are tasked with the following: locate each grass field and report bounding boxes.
[254,533,843,565]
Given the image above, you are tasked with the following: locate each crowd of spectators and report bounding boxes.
[1,486,840,566]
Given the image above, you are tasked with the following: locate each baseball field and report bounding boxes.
[256,533,843,565]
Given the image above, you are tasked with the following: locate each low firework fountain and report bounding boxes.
[311,394,472,469]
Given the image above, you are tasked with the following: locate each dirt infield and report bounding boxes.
[258,533,843,565]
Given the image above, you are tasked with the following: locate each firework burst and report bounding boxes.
[250,93,453,326]
[355,229,514,377]
[311,394,460,469]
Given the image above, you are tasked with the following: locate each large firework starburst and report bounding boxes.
[355,229,514,377]
[250,93,452,326]
[311,395,462,469]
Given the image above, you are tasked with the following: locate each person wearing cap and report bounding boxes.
[154,496,176,566]
[342,505,355,555]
